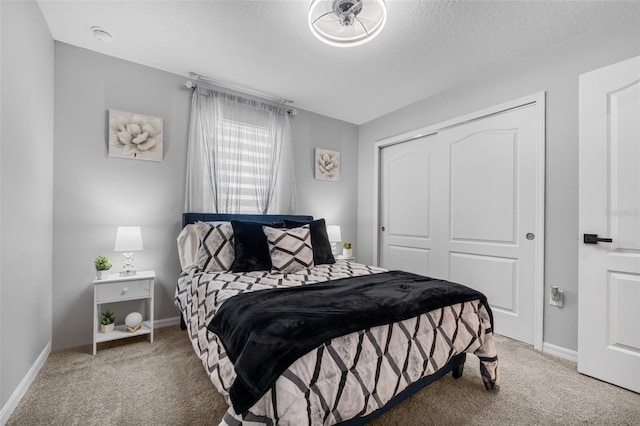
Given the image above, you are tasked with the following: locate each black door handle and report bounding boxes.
[583,233,613,244]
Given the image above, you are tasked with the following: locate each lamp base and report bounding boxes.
[125,323,142,332]
[120,252,136,276]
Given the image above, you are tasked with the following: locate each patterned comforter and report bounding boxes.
[174,260,499,425]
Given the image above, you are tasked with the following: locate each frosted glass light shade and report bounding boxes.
[114,226,143,252]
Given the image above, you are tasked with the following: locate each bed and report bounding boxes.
[174,213,499,425]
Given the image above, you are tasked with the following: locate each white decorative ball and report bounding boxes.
[125,311,143,328]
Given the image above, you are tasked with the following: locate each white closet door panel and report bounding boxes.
[387,151,430,239]
[441,105,538,344]
[379,134,447,279]
[386,246,430,276]
[449,252,517,313]
[450,130,516,243]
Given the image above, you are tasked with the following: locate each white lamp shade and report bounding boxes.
[114,226,143,252]
[327,225,342,242]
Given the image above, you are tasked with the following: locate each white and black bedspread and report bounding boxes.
[174,260,499,425]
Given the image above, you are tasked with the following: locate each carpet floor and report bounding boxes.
[7,326,640,425]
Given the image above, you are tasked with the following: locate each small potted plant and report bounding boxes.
[94,255,112,280]
[100,309,115,333]
[342,242,353,258]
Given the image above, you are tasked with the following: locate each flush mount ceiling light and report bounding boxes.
[91,26,112,42]
[308,0,387,47]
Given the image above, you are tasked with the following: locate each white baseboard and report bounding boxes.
[542,341,578,363]
[0,341,51,426]
[154,316,181,328]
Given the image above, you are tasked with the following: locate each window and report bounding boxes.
[185,88,296,214]
[216,119,274,213]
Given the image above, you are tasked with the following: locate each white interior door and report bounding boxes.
[439,105,539,345]
[578,56,640,393]
[378,102,542,345]
[379,134,446,277]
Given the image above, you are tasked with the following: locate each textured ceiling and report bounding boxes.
[38,0,639,124]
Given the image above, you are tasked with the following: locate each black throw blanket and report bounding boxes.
[207,270,491,413]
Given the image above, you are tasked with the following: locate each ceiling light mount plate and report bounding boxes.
[91,26,112,42]
[308,0,387,47]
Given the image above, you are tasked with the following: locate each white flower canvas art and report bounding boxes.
[315,148,340,181]
[109,109,163,162]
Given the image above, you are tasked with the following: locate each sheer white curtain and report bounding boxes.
[185,88,297,214]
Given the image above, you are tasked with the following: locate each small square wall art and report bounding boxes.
[315,148,340,181]
[108,109,163,161]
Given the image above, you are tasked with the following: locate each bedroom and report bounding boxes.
[1,0,639,424]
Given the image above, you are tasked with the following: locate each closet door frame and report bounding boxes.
[372,92,546,351]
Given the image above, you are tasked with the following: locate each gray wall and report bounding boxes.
[290,110,359,254]
[53,43,191,350]
[357,16,640,351]
[1,0,54,411]
[53,43,358,350]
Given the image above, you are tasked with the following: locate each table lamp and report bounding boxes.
[327,225,342,255]
[114,226,143,276]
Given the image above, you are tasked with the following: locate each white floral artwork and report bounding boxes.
[108,109,163,161]
[315,148,340,181]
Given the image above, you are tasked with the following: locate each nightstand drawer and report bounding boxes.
[96,280,150,302]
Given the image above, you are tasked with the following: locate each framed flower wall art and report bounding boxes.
[315,148,340,181]
[108,109,163,161]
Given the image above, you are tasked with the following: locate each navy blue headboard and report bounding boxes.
[182,213,314,228]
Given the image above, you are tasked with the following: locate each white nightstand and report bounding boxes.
[336,255,356,261]
[93,270,155,355]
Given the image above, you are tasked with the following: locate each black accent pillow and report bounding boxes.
[284,218,336,265]
[231,220,285,272]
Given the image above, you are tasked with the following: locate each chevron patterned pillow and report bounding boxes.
[263,225,314,273]
[196,221,235,272]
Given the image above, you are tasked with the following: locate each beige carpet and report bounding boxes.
[7,327,640,425]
